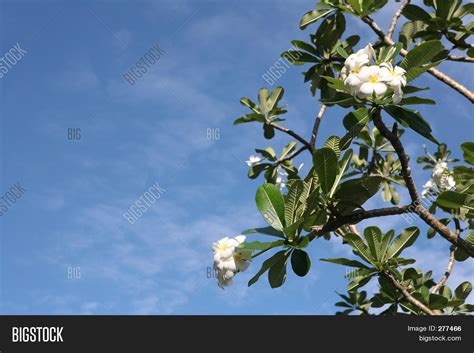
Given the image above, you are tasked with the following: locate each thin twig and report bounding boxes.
[432,218,461,293]
[310,105,327,151]
[361,16,474,103]
[270,123,312,149]
[384,271,437,315]
[276,145,308,164]
[431,247,456,294]
[447,55,474,63]
[387,0,410,39]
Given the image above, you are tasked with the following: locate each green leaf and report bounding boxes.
[454,281,472,300]
[291,40,318,56]
[461,142,474,165]
[241,227,285,238]
[324,135,342,158]
[343,108,370,138]
[240,97,261,114]
[402,4,431,21]
[258,88,270,115]
[313,148,339,194]
[330,149,353,198]
[285,180,304,227]
[268,251,289,288]
[263,124,275,139]
[344,232,373,264]
[267,87,285,112]
[454,3,474,18]
[291,249,311,277]
[233,112,265,125]
[299,8,335,30]
[320,258,369,269]
[248,250,285,287]
[429,293,448,310]
[454,232,474,262]
[255,183,286,231]
[400,40,444,71]
[384,105,438,144]
[334,176,383,210]
[239,240,285,251]
[364,226,383,261]
[437,191,472,209]
[386,227,420,259]
[399,97,436,105]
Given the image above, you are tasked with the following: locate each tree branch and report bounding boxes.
[446,55,474,63]
[270,123,312,150]
[372,111,474,257]
[276,145,308,164]
[310,105,327,151]
[431,218,460,293]
[431,247,456,294]
[307,205,412,240]
[361,16,474,103]
[384,271,437,315]
[387,0,410,39]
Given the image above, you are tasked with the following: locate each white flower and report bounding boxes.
[439,174,456,191]
[357,65,389,98]
[246,155,262,167]
[433,160,448,178]
[212,235,251,289]
[380,63,407,88]
[422,179,436,198]
[380,63,407,103]
[212,237,237,263]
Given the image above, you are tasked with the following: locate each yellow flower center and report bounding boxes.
[234,254,243,261]
[352,68,360,74]
[368,75,379,83]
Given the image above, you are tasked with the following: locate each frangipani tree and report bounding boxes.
[212,0,474,315]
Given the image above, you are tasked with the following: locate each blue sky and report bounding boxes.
[0,0,472,314]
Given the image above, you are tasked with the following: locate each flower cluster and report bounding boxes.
[422,159,456,198]
[341,44,407,103]
[212,235,251,288]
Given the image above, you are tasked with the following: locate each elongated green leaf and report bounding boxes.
[299,8,335,30]
[240,97,261,114]
[402,4,431,21]
[399,97,436,105]
[429,293,448,310]
[291,249,311,277]
[364,226,383,261]
[256,183,286,231]
[320,258,369,269]
[267,87,284,112]
[324,135,341,158]
[239,240,285,251]
[386,227,420,259]
[313,148,339,194]
[343,108,370,138]
[344,232,373,264]
[400,40,444,71]
[437,191,472,209]
[285,180,304,227]
[461,142,474,165]
[268,251,289,288]
[335,176,383,209]
[384,105,438,144]
[454,232,474,262]
[258,88,270,115]
[330,149,353,198]
[248,250,286,287]
[454,281,472,300]
[242,227,285,238]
